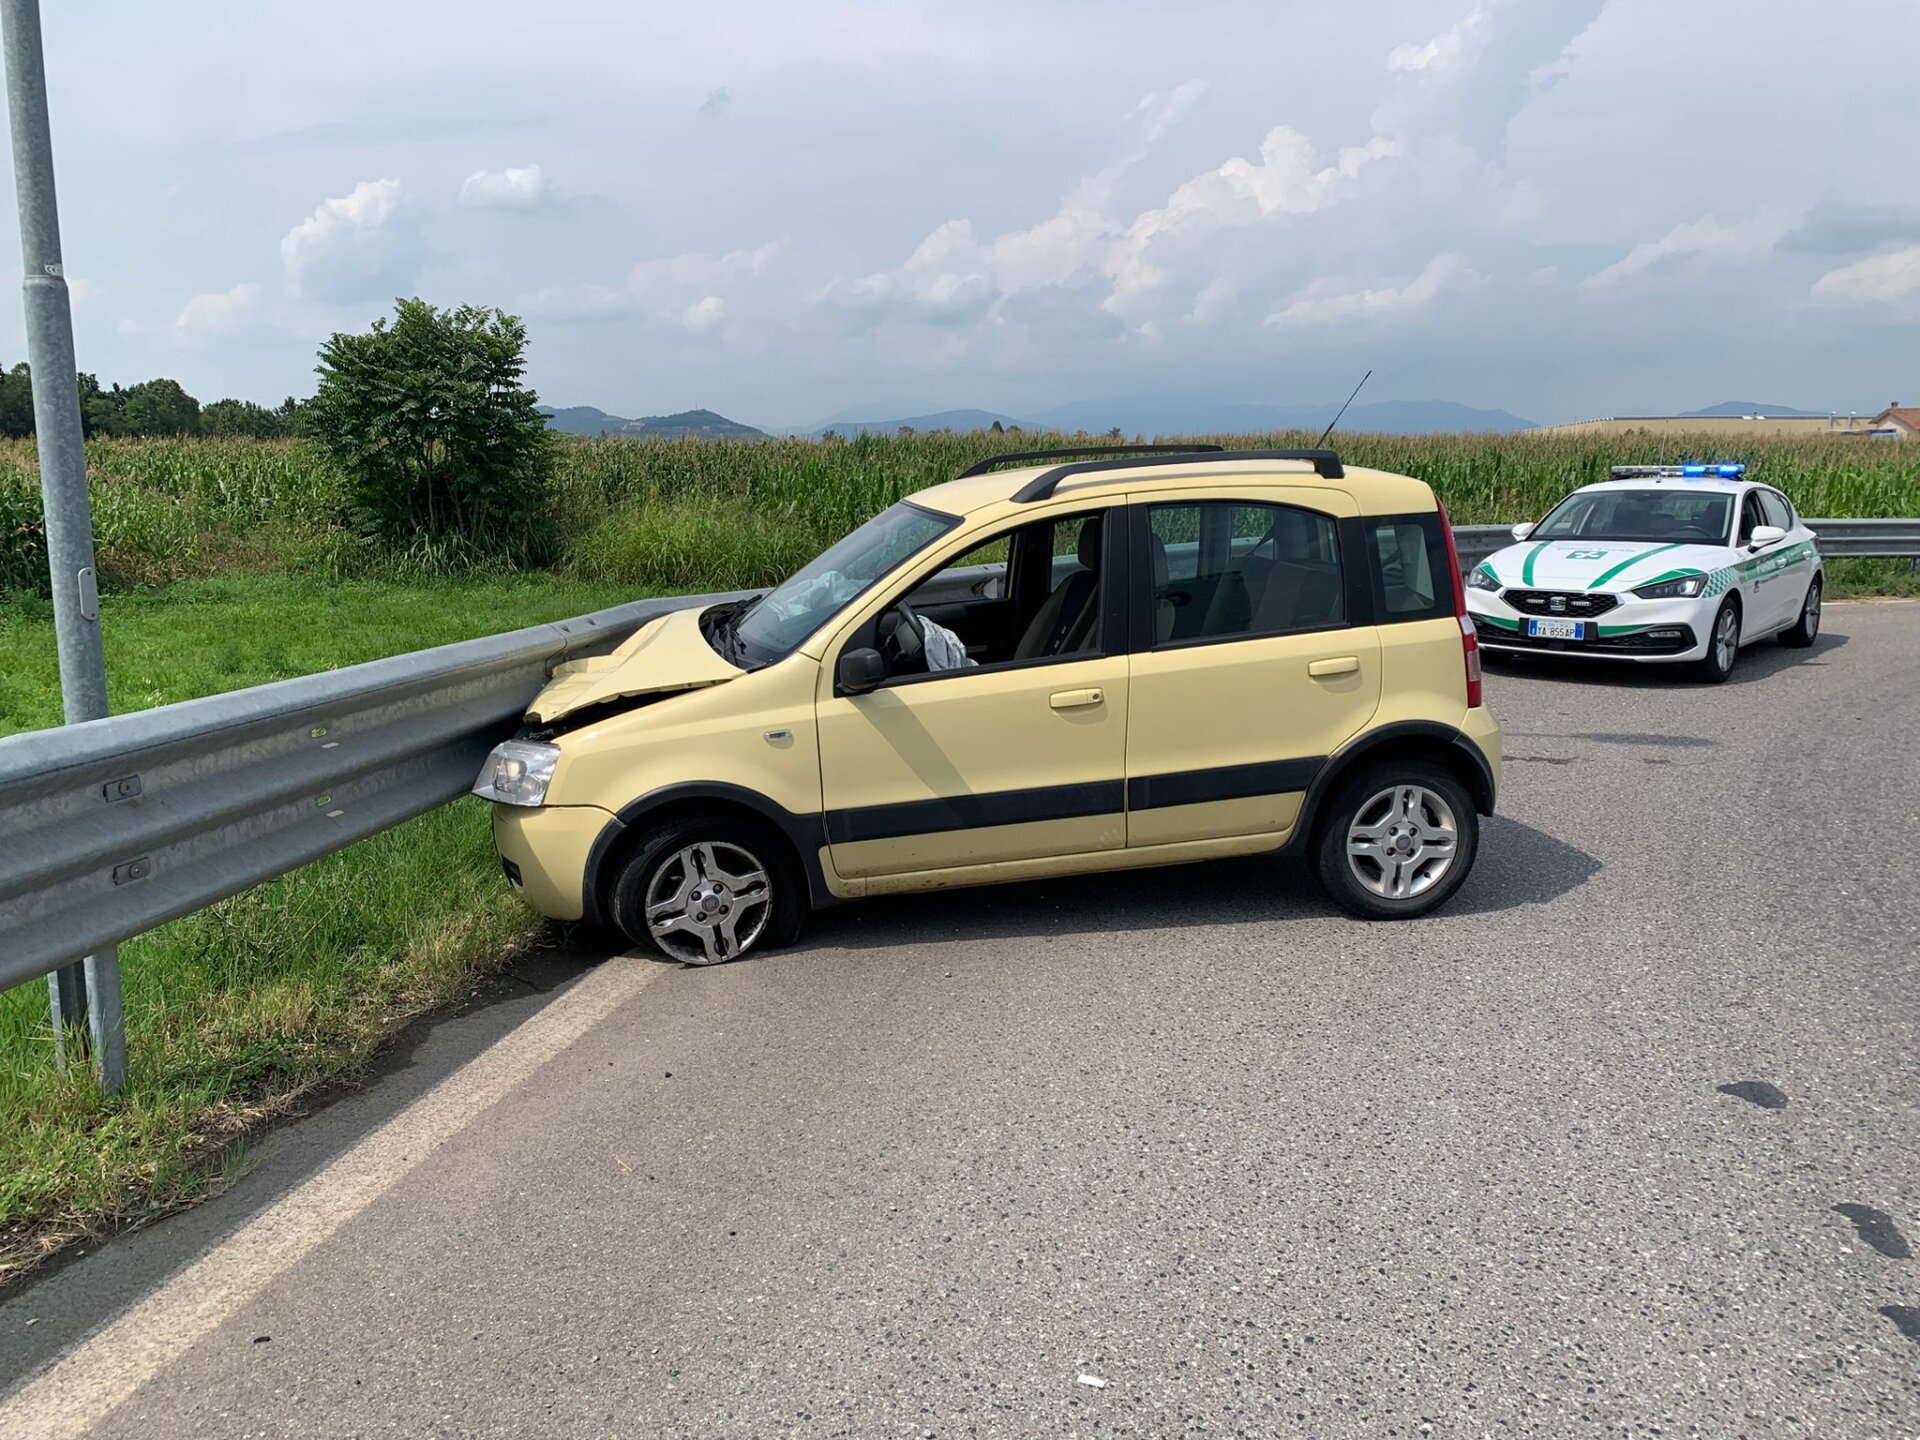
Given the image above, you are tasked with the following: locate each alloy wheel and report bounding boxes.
[644,841,771,964]
[1346,785,1459,900]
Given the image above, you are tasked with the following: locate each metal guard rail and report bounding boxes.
[1,517,1913,993]
[0,590,748,991]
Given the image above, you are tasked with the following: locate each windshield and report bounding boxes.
[1533,488,1732,545]
[730,500,959,663]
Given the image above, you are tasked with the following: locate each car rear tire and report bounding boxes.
[1695,600,1740,684]
[1313,761,1479,920]
[608,812,805,965]
[1777,576,1821,648]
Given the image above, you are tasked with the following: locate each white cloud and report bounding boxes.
[1127,79,1209,146]
[524,243,780,329]
[279,178,422,302]
[1266,254,1473,329]
[458,163,551,210]
[1810,245,1920,307]
[175,282,262,339]
[1386,0,1499,80]
[67,277,102,307]
[1108,130,1400,308]
[698,87,732,117]
[1581,211,1792,292]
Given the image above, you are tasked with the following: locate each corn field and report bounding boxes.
[2,430,1917,597]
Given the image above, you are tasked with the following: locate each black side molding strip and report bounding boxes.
[824,780,1125,846]
[1128,757,1325,811]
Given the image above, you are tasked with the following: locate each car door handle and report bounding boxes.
[1050,688,1104,710]
[1308,657,1360,678]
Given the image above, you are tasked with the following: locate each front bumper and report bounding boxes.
[1466,590,1709,661]
[490,802,619,921]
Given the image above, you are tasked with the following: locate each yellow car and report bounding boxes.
[475,445,1501,963]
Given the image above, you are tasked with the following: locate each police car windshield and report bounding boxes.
[1533,489,1732,545]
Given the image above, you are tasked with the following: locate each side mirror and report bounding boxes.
[1510,522,1533,542]
[1748,524,1785,549]
[837,647,886,694]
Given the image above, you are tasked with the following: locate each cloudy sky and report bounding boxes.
[2,0,1915,427]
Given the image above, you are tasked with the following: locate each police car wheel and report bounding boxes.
[1695,600,1740,684]
[1314,761,1478,921]
[1777,577,1821,649]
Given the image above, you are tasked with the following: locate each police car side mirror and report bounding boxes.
[1748,524,1785,550]
[837,647,886,694]
[1510,522,1533,542]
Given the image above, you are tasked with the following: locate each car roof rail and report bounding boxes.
[1009,447,1345,504]
[956,443,1223,479]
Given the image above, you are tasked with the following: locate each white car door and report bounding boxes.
[1733,491,1793,633]
[1758,489,1815,625]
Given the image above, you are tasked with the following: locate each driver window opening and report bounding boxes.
[868,511,1107,680]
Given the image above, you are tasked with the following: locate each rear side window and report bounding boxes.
[1758,490,1794,531]
[1366,514,1452,622]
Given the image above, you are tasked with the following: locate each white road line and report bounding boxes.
[0,958,657,1440]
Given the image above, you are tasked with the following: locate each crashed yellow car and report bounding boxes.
[474,445,1501,963]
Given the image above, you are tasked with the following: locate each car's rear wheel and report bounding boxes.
[1695,599,1740,683]
[608,813,804,965]
[1778,576,1821,648]
[1314,761,1478,920]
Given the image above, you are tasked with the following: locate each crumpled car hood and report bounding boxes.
[526,606,741,724]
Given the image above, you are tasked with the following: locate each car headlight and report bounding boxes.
[1467,565,1501,592]
[472,740,560,807]
[1631,573,1707,600]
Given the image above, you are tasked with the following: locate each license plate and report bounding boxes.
[1527,618,1585,640]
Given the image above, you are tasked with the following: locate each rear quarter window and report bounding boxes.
[1366,514,1453,623]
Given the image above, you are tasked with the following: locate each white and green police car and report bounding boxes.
[1465,464,1823,683]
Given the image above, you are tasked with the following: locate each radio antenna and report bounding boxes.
[1315,369,1372,447]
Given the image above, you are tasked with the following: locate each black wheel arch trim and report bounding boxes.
[1282,720,1496,856]
[582,782,839,926]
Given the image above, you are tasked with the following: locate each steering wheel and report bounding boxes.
[880,600,926,673]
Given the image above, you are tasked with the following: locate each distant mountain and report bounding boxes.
[538,405,767,439]
[1677,401,1829,419]
[1030,396,1536,437]
[809,408,1040,438]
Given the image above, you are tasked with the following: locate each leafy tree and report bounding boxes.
[304,298,554,565]
[203,397,293,438]
[0,362,108,437]
[85,377,204,437]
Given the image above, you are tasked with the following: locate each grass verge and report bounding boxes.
[0,574,636,1284]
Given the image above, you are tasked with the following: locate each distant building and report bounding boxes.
[1530,412,1879,439]
[1864,404,1920,440]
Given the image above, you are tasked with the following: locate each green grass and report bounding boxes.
[0,573,637,737]
[0,574,638,1280]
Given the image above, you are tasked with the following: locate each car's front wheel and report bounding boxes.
[1778,576,1822,648]
[1314,761,1479,920]
[1695,599,1740,684]
[608,813,804,964]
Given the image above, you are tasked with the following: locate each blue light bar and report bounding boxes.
[1678,462,1746,478]
[1715,463,1746,476]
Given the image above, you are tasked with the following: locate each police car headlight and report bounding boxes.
[1631,574,1707,600]
[473,740,559,807]
[1467,565,1501,593]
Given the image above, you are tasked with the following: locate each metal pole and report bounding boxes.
[2,0,125,1092]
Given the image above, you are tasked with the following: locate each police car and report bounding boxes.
[1465,465,1823,683]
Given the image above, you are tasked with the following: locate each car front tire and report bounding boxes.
[1314,761,1479,920]
[608,812,805,965]
[1695,599,1740,684]
[1777,576,1822,648]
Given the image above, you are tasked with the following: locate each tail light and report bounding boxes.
[1437,501,1483,708]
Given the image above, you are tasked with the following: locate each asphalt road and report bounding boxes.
[4,602,1917,1438]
